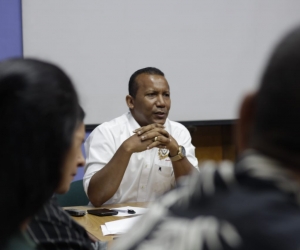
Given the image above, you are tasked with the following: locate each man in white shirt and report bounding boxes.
[84,67,198,206]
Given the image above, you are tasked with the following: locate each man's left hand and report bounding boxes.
[134,123,179,155]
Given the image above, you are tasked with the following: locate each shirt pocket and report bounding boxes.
[153,163,175,196]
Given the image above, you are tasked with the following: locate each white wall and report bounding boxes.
[22,1,300,124]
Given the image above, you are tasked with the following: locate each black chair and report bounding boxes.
[56,179,89,207]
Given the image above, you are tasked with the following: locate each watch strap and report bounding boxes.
[168,146,185,162]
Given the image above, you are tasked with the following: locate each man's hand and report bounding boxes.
[133,123,194,180]
[122,132,154,153]
[133,123,179,155]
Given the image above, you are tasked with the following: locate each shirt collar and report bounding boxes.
[127,111,140,134]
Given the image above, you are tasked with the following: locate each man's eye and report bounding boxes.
[164,93,170,97]
[147,93,155,97]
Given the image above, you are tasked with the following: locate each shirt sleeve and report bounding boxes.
[83,124,116,195]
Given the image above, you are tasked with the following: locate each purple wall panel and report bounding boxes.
[0,0,92,181]
[0,0,22,61]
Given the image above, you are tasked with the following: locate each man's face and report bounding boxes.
[55,122,85,194]
[129,73,171,127]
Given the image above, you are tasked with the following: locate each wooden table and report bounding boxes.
[64,202,148,241]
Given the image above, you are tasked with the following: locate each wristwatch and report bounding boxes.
[168,146,186,162]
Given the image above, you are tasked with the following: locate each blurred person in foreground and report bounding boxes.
[112,26,300,250]
[27,106,107,250]
[0,58,80,249]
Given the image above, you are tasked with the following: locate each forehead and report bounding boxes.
[135,74,169,92]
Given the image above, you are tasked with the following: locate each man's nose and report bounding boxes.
[156,95,166,107]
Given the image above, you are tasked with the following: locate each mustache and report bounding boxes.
[154,110,167,114]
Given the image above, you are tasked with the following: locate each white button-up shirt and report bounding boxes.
[83,112,198,205]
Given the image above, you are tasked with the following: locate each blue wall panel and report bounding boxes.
[0,0,22,61]
[0,1,93,182]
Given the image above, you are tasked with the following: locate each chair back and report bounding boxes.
[56,179,89,206]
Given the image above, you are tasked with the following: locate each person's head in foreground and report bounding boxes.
[111,26,300,250]
[126,67,170,126]
[0,58,80,248]
[55,105,86,194]
[238,25,300,164]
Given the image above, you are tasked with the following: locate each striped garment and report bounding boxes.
[27,196,106,250]
[111,150,300,250]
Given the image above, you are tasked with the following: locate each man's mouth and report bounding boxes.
[154,111,166,119]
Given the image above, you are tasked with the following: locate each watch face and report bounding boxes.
[180,146,186,157]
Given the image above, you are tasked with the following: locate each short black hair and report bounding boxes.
[252,26,300,165]
[0,58,80,246]
[128,67,164,98]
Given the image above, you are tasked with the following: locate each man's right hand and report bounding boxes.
[123,123,171,154]
[122,132,153,153]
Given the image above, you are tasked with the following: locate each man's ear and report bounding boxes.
[236,92,257,154]
[126,95,134,109]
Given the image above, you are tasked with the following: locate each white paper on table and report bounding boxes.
[101,216,140,235]
[111,206,148,217]
[101,225,110,235]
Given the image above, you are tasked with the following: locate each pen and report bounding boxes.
[112,209,136,214]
